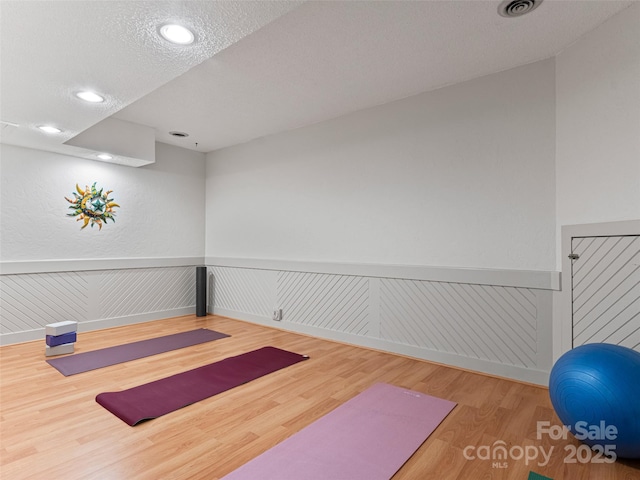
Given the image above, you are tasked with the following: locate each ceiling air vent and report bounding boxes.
[169,131,189,138]
[498,0,542,18]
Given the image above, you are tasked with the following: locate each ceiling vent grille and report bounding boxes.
[169,131,189,137]
[498,0,542,18]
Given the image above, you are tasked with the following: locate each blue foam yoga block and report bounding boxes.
[46,331,77,347]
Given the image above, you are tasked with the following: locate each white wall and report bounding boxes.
[206,59,556,272]
[204,57,558,383]
[0,142,206,344]
[552,2,640,361]
[555,2,640,269]
[0,142,205,261]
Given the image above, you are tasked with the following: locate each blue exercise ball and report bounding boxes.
[549,343,640,458]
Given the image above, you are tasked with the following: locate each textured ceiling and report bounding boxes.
[0,0,634,165]
[0,0,301,163]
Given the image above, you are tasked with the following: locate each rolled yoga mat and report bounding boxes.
[96,346,308,426]
[47,328,229,376]
[223,383,457,480]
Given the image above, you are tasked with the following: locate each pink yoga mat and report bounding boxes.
[96,346,308,426]
[222,383,456,480]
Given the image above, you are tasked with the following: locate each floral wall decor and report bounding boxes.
[65,182,119,230]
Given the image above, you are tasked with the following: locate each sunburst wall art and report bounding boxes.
[65,182,119,230]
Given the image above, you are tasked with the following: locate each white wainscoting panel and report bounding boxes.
[0,272,89,334]
[206,261,554,384]
[98,266,195,319]
[379,279,537,368]
[0,255,555,383]
[208,266,276,318]
[0,261,198,344]
[277,271,369,335]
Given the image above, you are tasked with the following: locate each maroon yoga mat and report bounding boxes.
[96,346,309,426]
[47,329,230,376]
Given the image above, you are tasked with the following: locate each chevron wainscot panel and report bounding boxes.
[379,279,536,367]
[277,271,369,336]
[208,266,276,318]
[207,262,554,384]
[0,272,89,334]
[0,264,198,344]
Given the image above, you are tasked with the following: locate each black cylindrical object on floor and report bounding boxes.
[196,266,207,317]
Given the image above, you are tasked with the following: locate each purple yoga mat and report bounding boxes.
[223,383,456,480]
[47,328,229,376]
[96,346,308,426]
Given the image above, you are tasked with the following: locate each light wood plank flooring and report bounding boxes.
[1,315,639,479]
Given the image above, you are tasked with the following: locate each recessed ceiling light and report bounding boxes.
[38,125,62,134]
[159,24,195,45]
[76,91,105,103]
[97,153,113,160]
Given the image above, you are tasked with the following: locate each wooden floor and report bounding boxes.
[1,315,639,480]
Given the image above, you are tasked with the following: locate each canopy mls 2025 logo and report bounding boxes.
[65,183,119,230]
[463,420,618,469]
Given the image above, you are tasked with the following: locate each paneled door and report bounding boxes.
[571,235,640,351]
